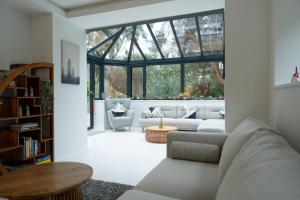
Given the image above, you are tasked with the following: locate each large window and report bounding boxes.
[146,65,181,99]
[87,9,224,100]
[104,65,127,97]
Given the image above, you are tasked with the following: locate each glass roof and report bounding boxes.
[87,9,224,63]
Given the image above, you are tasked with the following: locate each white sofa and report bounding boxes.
[118,118,300,200]
[138,103,225,132]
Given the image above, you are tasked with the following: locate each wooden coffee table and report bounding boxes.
[146,126,178,143]
[0,162,93,200]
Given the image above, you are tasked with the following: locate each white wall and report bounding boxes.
[0,3,31,63]
[29,13,88,160]
[70,0,225,30]
[52,14,88,161]
[225,0,271,132]
[271,0,300,86]
[271,0,300,153]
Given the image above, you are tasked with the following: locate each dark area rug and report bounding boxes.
[81,179,134,200]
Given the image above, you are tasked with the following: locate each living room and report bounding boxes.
[0,0,299,200]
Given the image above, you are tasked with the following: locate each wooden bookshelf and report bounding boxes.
[0,63,54,166]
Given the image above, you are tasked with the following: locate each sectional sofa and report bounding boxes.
[119,118,300,200]
[138,103,225,132]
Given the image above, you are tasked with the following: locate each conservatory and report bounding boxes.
[86,9,225,129]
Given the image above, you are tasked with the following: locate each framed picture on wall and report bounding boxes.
[61,40,80,85]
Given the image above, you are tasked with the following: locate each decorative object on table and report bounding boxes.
[25,105,30,116]
[61,40,80,85]
[291,66,299,83]
[159,117,164,129]
[29,86,34,97]
[145,126,177,143]
[41,80,53,114]
[19,105,23,117]
[9,81,16,87]
[81,179,133,200]
[105,98,134,131]
[24,89,28,97]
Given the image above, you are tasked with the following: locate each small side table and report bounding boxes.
[146,126,178,143]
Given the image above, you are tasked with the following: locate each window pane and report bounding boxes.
[94,64,100,99]
[131,43,144,61]
[135,24,161,59]
[184,62,224,99]
[146,65,180,99]
[91,40,113,57]
[132,67,144,99]
[87,28,120,50]
[107,26,133,60]
[104,65,127,97]
[150,21,180,58]
[173,17,201,56]
[198,13,224,56]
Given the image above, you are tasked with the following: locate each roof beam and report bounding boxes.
[195,16,204,57]
[170,20,183,58]
[146,24,164,59]
[87,29,123,54]
[102,27,126,60]
[128,26,137,62]
[134,38,147,61]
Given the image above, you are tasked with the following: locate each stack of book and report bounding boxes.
[36,155,51,165]
[10,123,39,131]
[22,137,41,158]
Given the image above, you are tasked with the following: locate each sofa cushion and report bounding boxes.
[135,158,219,200]
[160,106,177,118]
[204,104,224,119]
[197,119,225,132]
[170,141,220,163]
[216,129,300,200]
[118,190,179,200]
[218,117,270,182]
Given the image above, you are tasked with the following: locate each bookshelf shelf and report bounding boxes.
[19,128,41,133]
[0,145,23,153]
[0,63,54,167]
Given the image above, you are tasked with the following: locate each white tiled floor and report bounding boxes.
[66,131,166,186]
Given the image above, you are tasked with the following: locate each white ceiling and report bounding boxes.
[47,0,113,10]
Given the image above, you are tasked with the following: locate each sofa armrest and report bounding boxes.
[167,131,229,158]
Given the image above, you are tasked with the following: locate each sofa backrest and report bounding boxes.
[216,128,300,200]
[204,104,224,119]
[160,105,177,118]
[218,117,271,182]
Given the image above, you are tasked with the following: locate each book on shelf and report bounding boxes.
[22,137,41,159]
[36,155,51,165]
[10,123,39,131]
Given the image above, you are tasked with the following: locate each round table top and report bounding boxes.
[0,162,93,198]
[147,126,178,132]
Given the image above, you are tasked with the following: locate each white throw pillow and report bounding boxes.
[152,107,164,118]
[144,110,153,118]
[112,103,127,113]
[182,105,197,118]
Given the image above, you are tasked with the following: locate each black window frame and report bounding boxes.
[87,9,225,100]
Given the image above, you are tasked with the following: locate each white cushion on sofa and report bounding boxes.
[216,129,300,200]
[197,119,225,132]
[218,117,271,182]
[152,107,164,118]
